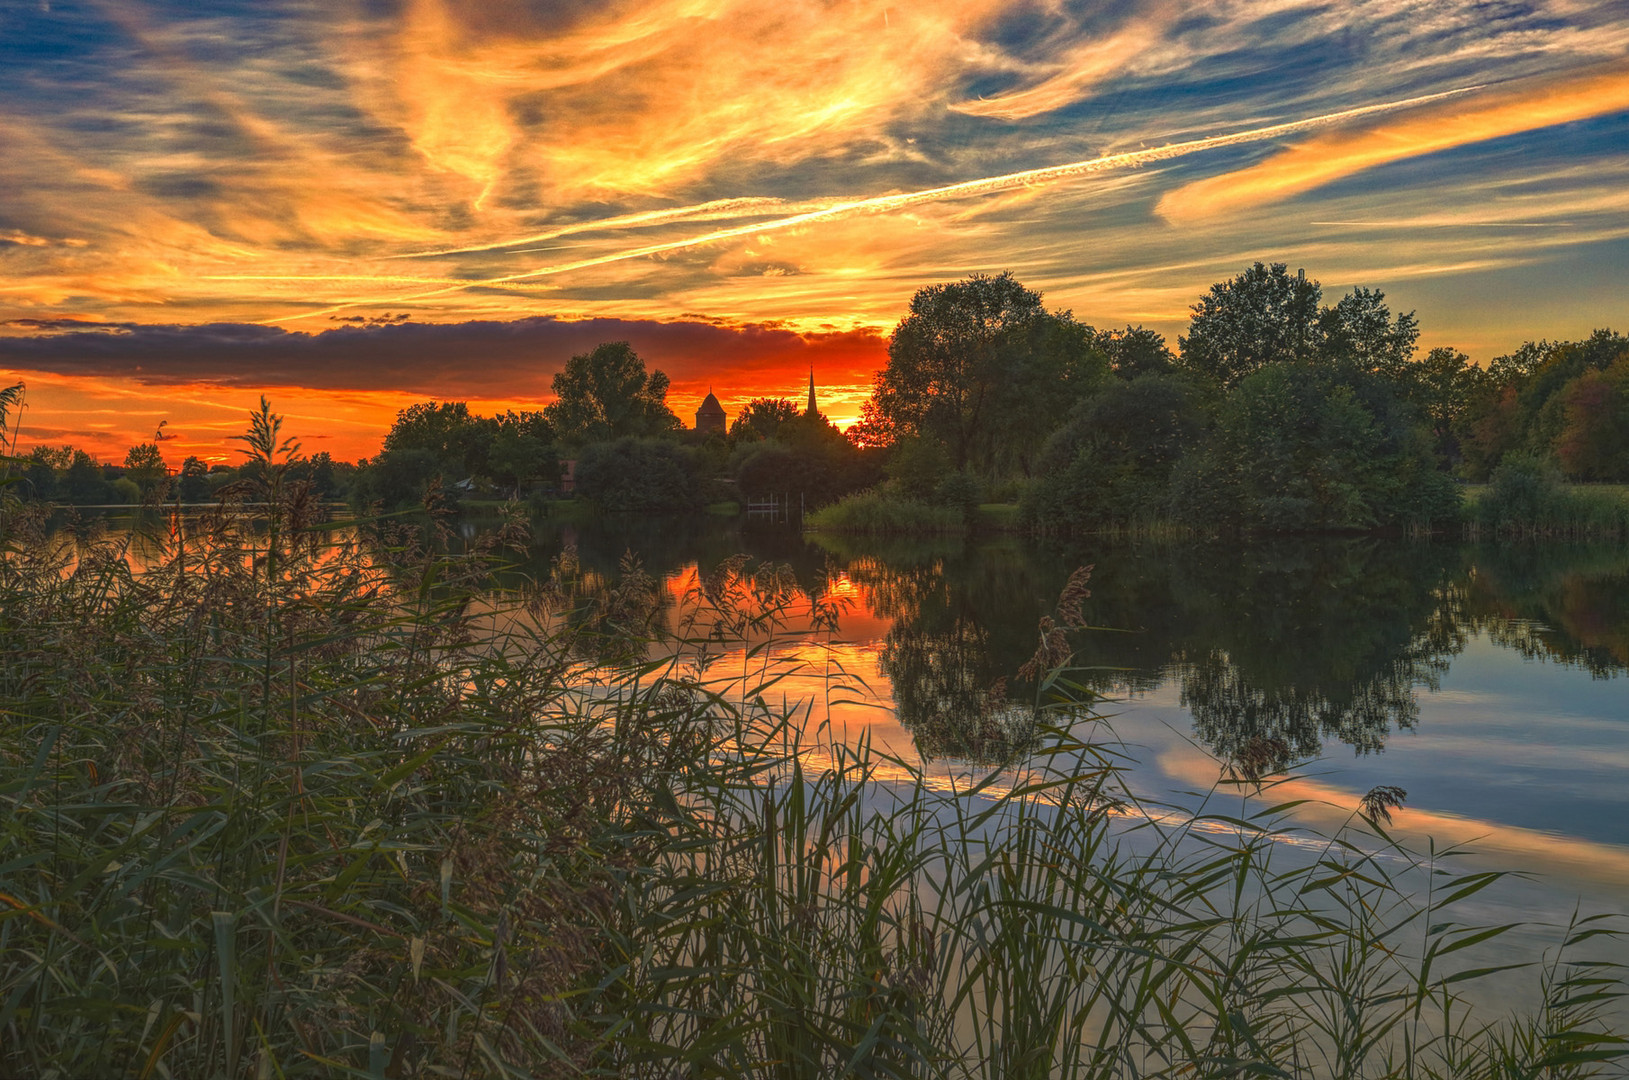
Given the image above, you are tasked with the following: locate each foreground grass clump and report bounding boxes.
[806,490,966,534]
[3,405,1626,1078]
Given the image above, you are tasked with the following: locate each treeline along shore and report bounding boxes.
[5,261,1629,538]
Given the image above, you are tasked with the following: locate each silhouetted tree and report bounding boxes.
[123,443,168,498]
[1316,286,1419,379]
[727,398,800,445]
[856,272,1103,474]
[178,456,211,502]
[1098,325,1176,380]
[544,342,681,446]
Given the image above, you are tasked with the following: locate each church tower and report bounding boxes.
[805,367,817,417]
[695,389,726,435]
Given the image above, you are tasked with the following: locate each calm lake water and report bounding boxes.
[499,512,1629,983]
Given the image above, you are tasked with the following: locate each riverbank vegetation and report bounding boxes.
[1466,455,1629,539]
[2,405,1626,1076]
[805,490,967,534]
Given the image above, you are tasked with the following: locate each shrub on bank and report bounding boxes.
[804,489,966,533]
[1475,453,1629,538]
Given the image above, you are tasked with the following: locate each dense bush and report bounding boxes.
[1474,453,1629,538]
[574,436,709,512]
[1023,375,1209,530]
[727,421,882,509]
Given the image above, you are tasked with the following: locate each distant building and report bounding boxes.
[695,390,727,434]
[805,367,818,417]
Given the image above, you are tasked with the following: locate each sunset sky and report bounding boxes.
[2,0,1627,462]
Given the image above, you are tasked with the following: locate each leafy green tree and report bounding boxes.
[305,451,339,499]
[544,342,681,446]
[382,401,493,480]
[856,272,1103,474]
[1171,363,1458,531]
[1316,287,1420,380]
[486,412,558,496]
[1024,375,1211,529]
[63,450,109,503]
[355,447,443,507]
[1179,262,1322,389]
[1097,325,1175,380]
[1408,346,1483,462]
[883,436,952,501]
[16,446,68,500]
[727,398,800,445]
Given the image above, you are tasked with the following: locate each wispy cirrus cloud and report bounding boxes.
[1158,63,1629,224]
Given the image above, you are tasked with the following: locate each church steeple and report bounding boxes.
[805,367,817,417]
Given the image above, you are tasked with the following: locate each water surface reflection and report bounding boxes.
[500,515,1629,853]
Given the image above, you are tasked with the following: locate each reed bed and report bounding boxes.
[805,493,967,535]
[2,406,1625,1078]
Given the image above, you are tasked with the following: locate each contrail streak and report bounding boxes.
[392,197,804,259]
[269,85,1481,324]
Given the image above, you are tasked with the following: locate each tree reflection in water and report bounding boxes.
[838,539,1055,763]
[817,532,1629,775]
[486,510,1629,773]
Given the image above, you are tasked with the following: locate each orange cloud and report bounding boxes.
[1158,64,1629,224]
[359,0,1012,206]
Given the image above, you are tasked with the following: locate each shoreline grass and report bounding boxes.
[805,490,967,534]
[1463,461,1629,541]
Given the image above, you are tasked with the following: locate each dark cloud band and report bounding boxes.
[0,316,887,396]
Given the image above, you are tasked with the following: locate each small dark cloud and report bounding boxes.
[328,312,411,327]
[135,174,223,201]
[2,318,132,333]
[9,425,90,442]
[0,315,888,397]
